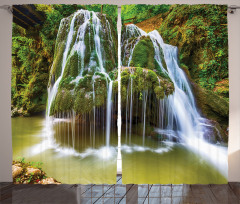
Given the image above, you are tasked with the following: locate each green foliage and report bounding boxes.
[157,4,228,97]
[17,157,25,163]
[121,4,170,24]
[84,4,118,30]
[122,4,228,99]
[29,161,43,169]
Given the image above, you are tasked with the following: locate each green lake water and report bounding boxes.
[121,131,228,184]
[12,116,227,184]
[12,115,117,184]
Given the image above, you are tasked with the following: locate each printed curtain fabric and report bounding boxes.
[12,4,118,184]
[120,4,228,184]
[11,4,228,184]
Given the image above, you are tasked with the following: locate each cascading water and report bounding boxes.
[47,10,81,117]
[106,80,113,147]
[45,9,118,160]
[121,24,227,177]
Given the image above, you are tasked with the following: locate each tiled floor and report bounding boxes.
[1,176,240,203]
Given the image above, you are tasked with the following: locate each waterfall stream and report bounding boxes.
[122,24,227,177]
[47,10,81,117]
[106,81,113,147]
[45,10,117,159]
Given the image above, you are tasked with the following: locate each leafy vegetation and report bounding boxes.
[158,4,228,97]
[121,4,170,24]
[12,158,60,184]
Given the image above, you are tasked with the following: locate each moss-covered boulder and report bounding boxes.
[50,69,118,116]
[48,10,118,117]
[120,67,174,127]
[129,37,155,69]
[121,67,174,103]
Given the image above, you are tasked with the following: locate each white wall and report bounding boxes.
[1,0,240,182]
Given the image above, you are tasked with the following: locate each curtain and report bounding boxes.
[11,4,229,185]
[121,4,229,184]
[11,4,118,184]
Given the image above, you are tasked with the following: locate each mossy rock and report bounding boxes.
[76,74,93,92]
[63,51,80,78]
[130,36,155,69]
[49,10,118,85]
[192,81,229,133]
[48,10,118,117]
[59,76,76,90]
[112,81,118,94]
[50,88,74,115]
[120,67,174,103]
[74,90,94,114]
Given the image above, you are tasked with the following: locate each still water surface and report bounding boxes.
[12,116,227,184]
[12,115,117,184]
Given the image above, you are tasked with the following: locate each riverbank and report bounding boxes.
[12,159,61,184]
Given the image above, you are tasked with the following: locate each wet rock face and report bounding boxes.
[202,119,226,143]
[121,67,174,103]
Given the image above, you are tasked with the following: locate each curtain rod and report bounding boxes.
[0,5,239,14]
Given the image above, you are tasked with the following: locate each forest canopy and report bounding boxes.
[121,4,171,24]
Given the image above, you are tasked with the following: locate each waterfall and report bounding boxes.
[47,10,82,117]
[92,76,96,148]
[142,90,148,145]
[123,24,204,143]
[45,9,117,159]
[106,81,113,147]
[122,24,227,176]
[129,74,133,144]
